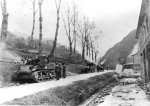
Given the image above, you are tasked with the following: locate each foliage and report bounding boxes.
[0,63,21,87]
[5,31,82,63]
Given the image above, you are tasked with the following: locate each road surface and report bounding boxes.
[98,84,150,106]
[84,78,150,106]
[0,70,113,104]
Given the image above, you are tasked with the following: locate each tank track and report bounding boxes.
[32,69,55,82]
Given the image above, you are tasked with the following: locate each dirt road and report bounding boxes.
[0,70,113,104]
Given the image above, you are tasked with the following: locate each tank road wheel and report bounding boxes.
[32,71,42,82]
[48,72,55,79]
[34,72,39,79]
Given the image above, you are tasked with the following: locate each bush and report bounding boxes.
[67,64,86,74]
[11,71,38,84]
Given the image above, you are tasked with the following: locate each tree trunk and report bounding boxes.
[50,14,60,57]
[73,29,76,56]
[95,52,97,62]
[91,42,94,60]
[29,0,36,48]
[39,3,42,55]
[68,17,72,60]
[73,3,77,56]
[86,42,89,56]
[73,35,76,55]
[92,48,94,60]
[1,0,8,41]
[49,0,61,57]
[82,42,85,63]
[69,41,72,60]
[1,14,8,41]
[89,44,91,57]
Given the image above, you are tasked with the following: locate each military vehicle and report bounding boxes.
[12,56,67,83]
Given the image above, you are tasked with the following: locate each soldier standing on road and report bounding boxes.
[58,63,62,78]
[55,62,60,80]
[97,65,99,72]
[62,63,67,78]
[107,66,109,71]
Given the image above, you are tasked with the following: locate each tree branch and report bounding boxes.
[55,0,58,9]
[58,0,61,11]
[1,0,4,15]
[63,16,69,39]
[34,9,38,15]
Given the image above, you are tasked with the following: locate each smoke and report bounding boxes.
[0,42,21,63]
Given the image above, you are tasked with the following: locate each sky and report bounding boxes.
[0,0,142,58]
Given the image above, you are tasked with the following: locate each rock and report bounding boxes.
[122,97,128,100]
[99,101,104,103]
[129,98,135,100]
[117,95,122,97]
[146,82,150,89]
[146,91,150,95]
[95,100,99,103]
[122,90,129,93]
[102,92,110,96]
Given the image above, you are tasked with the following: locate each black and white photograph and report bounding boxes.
[0,0,150,106]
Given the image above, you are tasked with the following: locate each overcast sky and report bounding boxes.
[0,0,142,57]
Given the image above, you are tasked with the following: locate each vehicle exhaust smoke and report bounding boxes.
[0,42,21,63]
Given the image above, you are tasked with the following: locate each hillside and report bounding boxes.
[100,30,137,69]
[2,31,82,63]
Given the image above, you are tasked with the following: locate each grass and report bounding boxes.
[4,72,118,106]
[67,64,86,74]
[0,62,21,87]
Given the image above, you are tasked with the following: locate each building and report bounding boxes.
[126,43,140,71]
[136,0,150,82]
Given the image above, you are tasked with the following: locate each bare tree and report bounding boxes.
[90,32,101,62]
[89,42,91,57]
[77,17,95,63]
[72,2,78,55]
[91,42,94,60]
[85,22,95,57]
[38,0,44,55]
[29,0,38,48]
[81,19,95,61]
[94,45,99,62]
[76,21,84,62]
[49,0,62,57]
[1,0,8,41]
[63,6,73,60]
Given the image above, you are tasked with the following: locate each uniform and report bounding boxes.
[55,64,60,80]
[62,63,67,78]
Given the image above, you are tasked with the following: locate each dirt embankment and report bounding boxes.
[4,72,118,106]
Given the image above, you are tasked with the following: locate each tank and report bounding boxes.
[12,55,69,84]
[12,56,56,84]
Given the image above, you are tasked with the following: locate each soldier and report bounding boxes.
[58,63,62,78]
[106,66,109,71]
[97,65,99,72]
[62,63,67,78]
[55,62,60,80]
